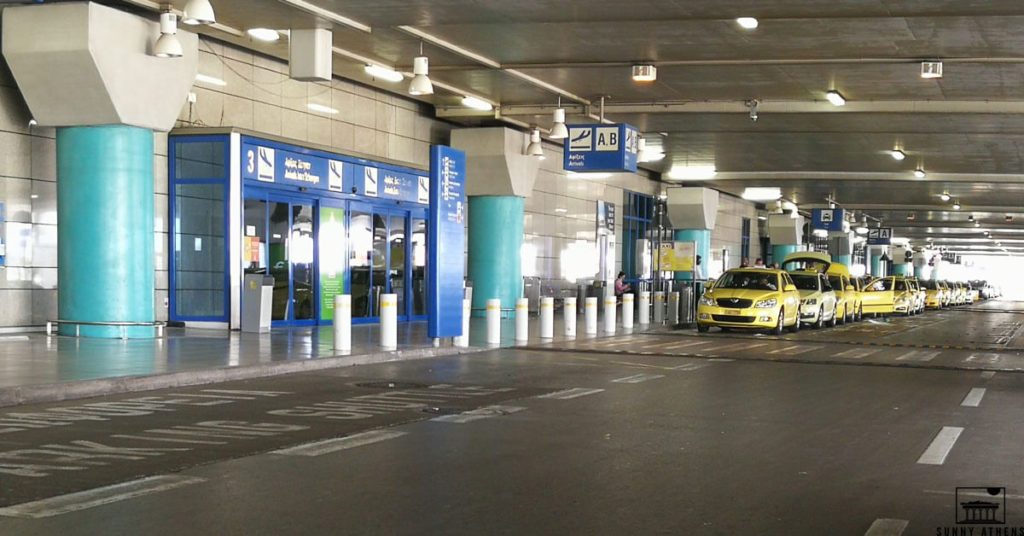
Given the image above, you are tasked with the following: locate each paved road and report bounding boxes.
[1,325,1022,534]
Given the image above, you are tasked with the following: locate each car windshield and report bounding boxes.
[895,280,908,291]
[828,276,843,290]
[789,274,820,291]
[715,271,779,291]
[921,280,939,290]
[866,278,893,292]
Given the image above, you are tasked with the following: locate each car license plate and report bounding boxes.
[725,309,741,315]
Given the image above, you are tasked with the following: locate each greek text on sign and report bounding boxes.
[563,123,639,173]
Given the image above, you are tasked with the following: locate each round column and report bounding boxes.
[673,229,710,280]
[468,196,523,316]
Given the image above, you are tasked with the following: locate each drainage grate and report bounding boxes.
[355,381,431,390]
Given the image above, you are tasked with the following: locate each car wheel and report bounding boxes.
[788,314,800,333]
[813,308,824,329]
[857,306,863,321]
[827,308,837,327]
[838,309,846,325]
[697,323,709,333]
[772,310,785,335]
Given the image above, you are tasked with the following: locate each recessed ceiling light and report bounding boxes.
[890,149,906,161]
[736,17,759,29]
[461,96,493,111]
[567,171,611,180]
[247,28,280,42]
[194,73,227,87]
[631,64,657,83]
[308,103,339,115]
[952,200,961,210]
[921,61,943,79]
[939,192,951,202]
[913,168,926,179]
[364,64,404,83]
[667,165,717,180]
[741,187,782,201]
[825,90,846,106]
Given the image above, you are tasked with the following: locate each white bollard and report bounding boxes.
[454,298,470,348]
[540,297,554,339]
[564,297,577,337]
[380,293,398,350]
[585,297,598,334]
[604,295,617,333]
[515,298,529,342]
[334,294,351,352]
[668,292,680,324]
[622,293,634,329]
[653,291,665,324]
[638,291,650,325]
[486,298,501,346]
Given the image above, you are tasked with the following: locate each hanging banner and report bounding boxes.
[427,145,467,338]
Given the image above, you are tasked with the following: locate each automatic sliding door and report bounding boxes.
[290,203,315,321]
[349,209,373,319]
[389,214,406,318]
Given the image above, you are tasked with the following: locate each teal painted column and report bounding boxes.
[871,255,883,277]
[772,244,800,266]
[57,126,154,338]
[893,264,911,276]
[835,255,852,267]
[468,196,523,317]
[914,266,924,278]
[673,229,709,280]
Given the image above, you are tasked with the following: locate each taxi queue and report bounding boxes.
[696,252,994,334]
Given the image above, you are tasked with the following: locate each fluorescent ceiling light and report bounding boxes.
[554,208,568,213]
[277,0,370,32]
[855,225,869,235]
[631,65,657,83]
[741,187,781,201]
[409,56,433,96]
[550,108,568,140]
[308,103,339,115]
[825,90,846,106]
[914,168,926,179]
[812,229,829,238]
[364,64,404,83]
[890,149,906,161]
[952,200,962,210]
[667,165,717,180]
[921,61,943,79]
[939,192,951,202]
[247,28,280,42]
[567,171,611,179]
[736,17,759,29]
[182,0,215,25]
[461,96,493,111]
[194,73,226,86]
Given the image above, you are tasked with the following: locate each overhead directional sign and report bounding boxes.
[867,227,893,245]
[812,208,846,231]
[563,123,640,172]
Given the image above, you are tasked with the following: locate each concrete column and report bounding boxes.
[57,126,154,338]
[674,229,710,280]
[468,196,524,316]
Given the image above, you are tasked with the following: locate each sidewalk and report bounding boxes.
[0,312,664,407]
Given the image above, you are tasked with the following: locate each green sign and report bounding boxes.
[319,206,346,320]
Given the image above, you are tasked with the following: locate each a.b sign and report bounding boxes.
[812,208,846,231]
[564,123,639,172]
[428,146,467,338]
[867,228,893,245]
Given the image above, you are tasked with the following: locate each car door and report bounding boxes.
[782,273,800,322]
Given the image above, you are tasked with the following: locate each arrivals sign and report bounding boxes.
[427,146,467,338]
[867,227,893,245]
[812,208,846,231]
[563,123,640,173]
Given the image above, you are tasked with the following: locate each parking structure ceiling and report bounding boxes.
[108,0,1024,255]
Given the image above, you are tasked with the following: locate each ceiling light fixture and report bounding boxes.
[307,103,339,115]
[247,28,280,42]
[914,168,926,179]
[952,200,961,210]
[667,165,717,181]
[855,216,869,235]
[409,43,433,96]
[567,171,611,180]
[154,8,183,58]
[364,64,404,83]
[825,90,846,106]
[975,221,981,228]
[631,64,657,83]
[736,17,759,29]
[907,213,916,221]
[181,0,216,25]
[939,192,951,202]
[921,60,943,79]
[194,73,226,86]
[526,128,545,159]
[550,104,568,140]
[461,95,493,111]
[740,187,782,201]
[890,149,906,161]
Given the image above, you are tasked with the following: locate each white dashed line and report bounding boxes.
[896,350,940,362]
[864,518,908,535]
[611,373,665,384]
[835,348,879,359]
[708,358,734,362]
[767,345,803,355]
[0,475,205,519]
[961,388,986,407]
[672,363,709,371]
[965,353,1000,364]
[273,430,407,456]
[431,405,526,423]
[917,426,964,465]
[537,388,605,400]
[981,371,997,379]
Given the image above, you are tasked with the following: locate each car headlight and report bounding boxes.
[801,298,817,305]
[754,298,777,308]
[699,296,715,306]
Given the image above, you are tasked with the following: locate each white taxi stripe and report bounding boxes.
[835,347,879,359]
[0,475,205,519]
[864,518,908,535]
[961,388,986,407]
[917,426,964,465]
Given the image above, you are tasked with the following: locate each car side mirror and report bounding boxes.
[784,284,796,292]
[846,285,854,291]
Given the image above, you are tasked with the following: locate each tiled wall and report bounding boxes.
[710,194,764,276]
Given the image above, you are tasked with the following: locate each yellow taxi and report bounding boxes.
[781,252,860,325]
[892,277,915,315]
[921,279,944,309]
[697,268,801,334]
[861,276,896,316]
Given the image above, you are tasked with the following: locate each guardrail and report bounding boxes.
[46,319,166,339]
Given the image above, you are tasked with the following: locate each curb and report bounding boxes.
[0,345,486,409]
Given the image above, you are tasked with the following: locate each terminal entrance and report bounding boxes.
[349,202,427,324]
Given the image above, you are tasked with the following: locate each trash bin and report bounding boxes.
[242,274,274,333]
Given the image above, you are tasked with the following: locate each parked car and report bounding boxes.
[861,276,896,316]
[697,269,801,334]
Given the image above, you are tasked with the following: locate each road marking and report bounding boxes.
[981,371,997,379]
[708,358,734,362]
[273,430,407,456]
[896,350,940,362]
[599,337,646,348]
[965,353,1000,364]
[0,475,205,519]
[657,340,713,350]
[710,342,758,353]
[672,363,709,371]
[925,489,1024,501]
[767,345,803,355]
[864,518,908,535]
[961,388,986,407]
[537,388,605,400]
[785,345,823,355]
[431,405,526,423]
[917,426,964,465]
[835,348,878,359]
[611,373,665,384]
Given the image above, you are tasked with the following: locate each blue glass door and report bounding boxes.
[349,203,416,323]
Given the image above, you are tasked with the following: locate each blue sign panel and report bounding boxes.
[867,227,893,245]
[812,208,846,231]
[428,146,467,338]
[563,123,640,172]
[355,164,429,205]
[241,142,347,193]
